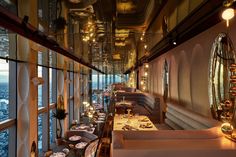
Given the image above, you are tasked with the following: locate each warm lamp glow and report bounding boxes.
[222,8,234,20]
[69,0,81,3]
[144,72,148,76]
[141,81,144,85]
[222,8,235,27]
[145,64,149,68]
[144,44,148,49]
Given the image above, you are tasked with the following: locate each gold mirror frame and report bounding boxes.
[209,32,236,126]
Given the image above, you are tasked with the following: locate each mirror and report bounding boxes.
[209,32,236,126]
[163,59,169,101]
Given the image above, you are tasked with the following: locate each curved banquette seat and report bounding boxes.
[115,91,160,122]
[111,99,236,157]
[164,101,221,130]
[116,91,159,110]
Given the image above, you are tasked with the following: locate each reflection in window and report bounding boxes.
[0,129,9,157]
[0,59,9,122]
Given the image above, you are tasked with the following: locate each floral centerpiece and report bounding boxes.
[53,95,68,143]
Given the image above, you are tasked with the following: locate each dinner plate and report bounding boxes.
[50,152,65,157]
[75,142,88,149]
[95,120,104,123]
[69,135,81,141]
[98,117,105,120]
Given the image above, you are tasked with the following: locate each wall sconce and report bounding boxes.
[31,77,44,86]
[222,0,235,27]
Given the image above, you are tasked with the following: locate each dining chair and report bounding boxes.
[84,138,100,157]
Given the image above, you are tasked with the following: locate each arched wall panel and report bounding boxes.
[148,19,236,117]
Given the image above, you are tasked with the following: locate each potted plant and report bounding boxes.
[53,95,68,145]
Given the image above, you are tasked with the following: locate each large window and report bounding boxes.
[49,68,57,145]
[0,129,9,157]
[38,66,43,108]
[37,66,44,153]
[38,114,43,152]
[0,58,16,157]
[0,60,9,122]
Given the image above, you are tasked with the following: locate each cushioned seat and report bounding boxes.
[164,102,221,130]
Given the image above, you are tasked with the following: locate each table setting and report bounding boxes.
[113,114,157,131]
[70,124,95,134]
[49,152,66,157]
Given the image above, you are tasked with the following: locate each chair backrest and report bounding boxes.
[84,138,99,157]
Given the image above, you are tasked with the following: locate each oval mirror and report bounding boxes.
[163,59,169,101]
[209,33,236,125]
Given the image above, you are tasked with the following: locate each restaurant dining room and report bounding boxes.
[0,0,236,157]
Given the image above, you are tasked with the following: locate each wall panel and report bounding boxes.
[148,19,236,117]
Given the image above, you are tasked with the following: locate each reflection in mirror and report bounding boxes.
[209,33,236,126]
[163,59,169,101]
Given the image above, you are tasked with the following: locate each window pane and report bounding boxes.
[38,114,43,153]
[38,66,43,108]
[92,72,98,90]
[49,68,52,104]
[49,110,55,144]
[0,59,9,122]
[0,129,9,157]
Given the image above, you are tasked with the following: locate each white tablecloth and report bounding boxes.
[113,114,157,131]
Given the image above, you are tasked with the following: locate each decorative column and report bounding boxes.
[17,0,38,156]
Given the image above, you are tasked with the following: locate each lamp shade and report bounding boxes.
[222,8,234,20]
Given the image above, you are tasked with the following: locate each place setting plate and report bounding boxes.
[69,135,81,141]
[75,142,88,149]
[49,152,66,157]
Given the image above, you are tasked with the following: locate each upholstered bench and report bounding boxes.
[111,128,236,157]
[161,102,221,130]
[115,91,160,122]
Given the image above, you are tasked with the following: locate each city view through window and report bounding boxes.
[0,59,9,157]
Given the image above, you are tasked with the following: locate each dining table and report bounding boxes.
[113,114,157,131]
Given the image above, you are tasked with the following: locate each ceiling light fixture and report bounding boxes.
[222,8,235,27]
[69,0,81,3]
[222,0,235,27]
